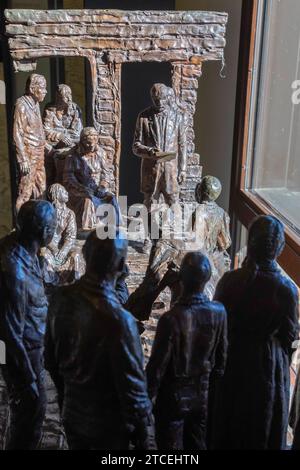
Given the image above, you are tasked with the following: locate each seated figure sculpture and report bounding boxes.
[63,127,120,232]
[146,251,228,450]
[45,230,152,450]
[43,84,83,149]
[43,84,83,185]
[41,183,84,285]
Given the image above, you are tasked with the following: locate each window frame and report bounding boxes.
[230,0,300,285]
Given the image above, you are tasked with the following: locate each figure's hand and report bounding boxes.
[45,142,53,154]
[103,191,114,201]
[56,249,67,264]
[27,381,39,401]
[14,381,39,405]
[150,147,160,157]
[19,161,30,176]
[178,170,186,184]
[61,135,73,147]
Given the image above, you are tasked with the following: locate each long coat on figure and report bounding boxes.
[214,260,299,449]
[147,291,227,450]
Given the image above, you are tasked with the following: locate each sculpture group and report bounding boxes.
[1,201,299,450]
[0,7,299,452]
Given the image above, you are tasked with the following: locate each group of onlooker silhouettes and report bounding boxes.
[0,200,299,450]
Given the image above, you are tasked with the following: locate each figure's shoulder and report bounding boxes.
[208,300,227,318]
[223,268,243,282]
[109,304,140,337]
[65,205,76,221]
[14,95,27,112]
[215,203,226,217]
[48,282,84,316]
[113,304,136,325]
[160,305,181,327]
[97,145,106,158]
[0,233,29,276]
[215,205,230,227]
[276,271,299,299]
[0,233,15,261]
[216,268,244,292]
[71,101,82,114]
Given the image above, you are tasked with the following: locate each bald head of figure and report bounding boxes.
[83,230,128,281]
[17,200,57,248]
[180,251,212,294]
[195,176,222,204]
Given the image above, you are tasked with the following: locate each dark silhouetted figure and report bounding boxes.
[0,200,57,449]
[45,231,152,450]
[214,215,299,450]
[147,252,227,450]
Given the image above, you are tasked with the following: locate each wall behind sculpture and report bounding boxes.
[176,0,242,211]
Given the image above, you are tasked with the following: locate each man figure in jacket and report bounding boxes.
[133,83,187,210]
[13,74,48,211]
[45,230,152,449]
[147,251,227,450]
[0,200,57,449]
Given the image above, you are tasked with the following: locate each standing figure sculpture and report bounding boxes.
[63,127,120,231]
[45,231,152,449]
[133,83,187,250]
[147,252,227,450]
[133,83,187,208]
[0,200,56,449]
[126,175,231,321]
[43,84,83,185]
[214,215,299,450]
[41,184,84,285]
[13,74,48,211]
[192,176,231,298]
